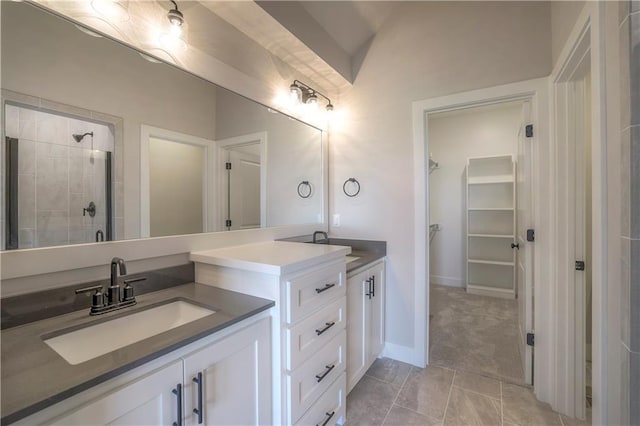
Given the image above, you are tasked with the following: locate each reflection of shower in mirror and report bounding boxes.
[72,132,94,143]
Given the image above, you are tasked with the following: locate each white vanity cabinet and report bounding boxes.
[49,360,183,426]
[17,316,271,426]
[346,259,385,393]
[190,241,350,426]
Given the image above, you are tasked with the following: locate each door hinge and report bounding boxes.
[525,124,533,138]
[526,229,535,242]
[225,162,232,170]
[575,260,585,271]
[225,219,232,228]
[526,333,535,346]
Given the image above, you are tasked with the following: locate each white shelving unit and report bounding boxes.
[466,155,516,299]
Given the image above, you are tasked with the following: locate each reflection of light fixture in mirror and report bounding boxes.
[289,80,334,113]
[91,0,130,22]
[159,0,188,51]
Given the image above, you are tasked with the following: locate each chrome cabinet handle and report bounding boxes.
[315,364,335,383]
[315,321,336,336]
[193,372,203,424]
[317,411,335,426]
[315,283,335,294]
[365,278,372,299]
[172,383,182,426]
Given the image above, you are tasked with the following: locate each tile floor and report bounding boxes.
[345,285,590,425]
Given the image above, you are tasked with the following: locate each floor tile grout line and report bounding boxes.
[380,365,413,425]
[441,369,456,425]
[451,383,501,401]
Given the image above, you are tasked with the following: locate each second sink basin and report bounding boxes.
[44,300,215,365]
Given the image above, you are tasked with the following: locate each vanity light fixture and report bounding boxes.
[159,0,188,51]
[289,80,334,113]
[91,0,130,23]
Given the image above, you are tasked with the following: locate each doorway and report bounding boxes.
[427,101,531,385]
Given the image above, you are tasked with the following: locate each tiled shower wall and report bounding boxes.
[3,104,114,248]
[620,1,640,424]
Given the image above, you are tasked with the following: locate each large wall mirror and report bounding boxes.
[1,1,324,251]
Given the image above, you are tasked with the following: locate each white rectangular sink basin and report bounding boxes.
[345,256,360,264]
[44,300,215,365]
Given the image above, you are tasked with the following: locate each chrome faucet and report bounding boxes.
[312,231,329,244]
[109,257,127,305]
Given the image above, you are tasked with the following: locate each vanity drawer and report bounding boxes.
[286,297,346,371]
[285,263,345,324]
[287,330,345,423]
[295,373,346,426]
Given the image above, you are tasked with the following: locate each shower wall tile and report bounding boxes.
[18,228,34,249]
[18,140,35,175]
[69,226,90,244]
[18,174,35,229]
[36,210,68,247]
[36,157,68,211]
[18,108,36,141]
[69,155,84,194]
[36,141,68,158]
[5,104,19,138]
[36,111,68,145]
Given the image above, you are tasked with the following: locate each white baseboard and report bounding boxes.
[381,342,421,367]
[430,274,464,288]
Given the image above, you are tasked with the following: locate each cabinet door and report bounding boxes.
[346,269,368,393]
[368,261,386,361]
[50,361,183,426]
[183,317,271,426]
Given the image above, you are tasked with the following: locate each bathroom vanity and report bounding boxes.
[190,241,351,426]
[1,283,274,425]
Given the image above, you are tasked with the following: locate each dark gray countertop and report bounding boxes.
[277,235,386,274]
[1,283,274,425]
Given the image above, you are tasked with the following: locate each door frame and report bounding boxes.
[140,124,215,238]
[411,77,551,397]
[550,1,606,421]
[215,131,268,231]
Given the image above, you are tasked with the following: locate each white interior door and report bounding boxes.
[226,149,261,230]
[517,101,534,385]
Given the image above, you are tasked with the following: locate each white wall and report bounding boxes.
[331,1,551,355]
[428,103,521,288]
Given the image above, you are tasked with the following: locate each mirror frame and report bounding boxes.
[0,2,329,283]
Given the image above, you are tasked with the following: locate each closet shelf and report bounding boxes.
[468,259,514,266]
[467,233,515,238]
[467,176,514,184]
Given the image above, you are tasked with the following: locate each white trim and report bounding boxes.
[550,1,607,422]
[412,78,551,402]
[381,342,415,366]
[429,275,464,288]
[215,132,268,231]
[140,125,216,238]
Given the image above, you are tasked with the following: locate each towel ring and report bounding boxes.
[343,178,360,197]
[297,181,312,199]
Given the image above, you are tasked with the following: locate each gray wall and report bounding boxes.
[620,1,640,424]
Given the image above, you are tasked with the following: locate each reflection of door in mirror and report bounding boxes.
[3,104,114,250]
[215,132,267,232]
[225,147,261,231]
[148,137,206,238]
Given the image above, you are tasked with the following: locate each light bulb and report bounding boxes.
[159,32,187,51]
[289,84,301,104]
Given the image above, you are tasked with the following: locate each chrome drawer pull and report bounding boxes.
[315,321,336,336]
[315,364,335,382]
[317,411,335,426]
[315,283,336,294]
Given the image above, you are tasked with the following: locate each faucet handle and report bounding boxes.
[122,277,146,302]
[75,285,105,310]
